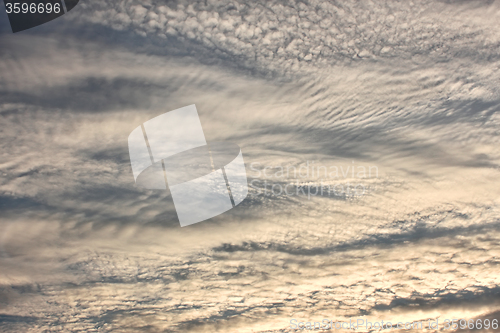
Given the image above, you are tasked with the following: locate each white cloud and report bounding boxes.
[1,0,500,331]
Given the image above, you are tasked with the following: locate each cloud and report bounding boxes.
[1,0,500,332]
[70,0,500,79]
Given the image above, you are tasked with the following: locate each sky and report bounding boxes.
[1,0,500,332]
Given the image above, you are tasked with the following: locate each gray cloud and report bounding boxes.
[1,0,500,332]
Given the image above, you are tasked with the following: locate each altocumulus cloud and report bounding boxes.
[1,0,500,332]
